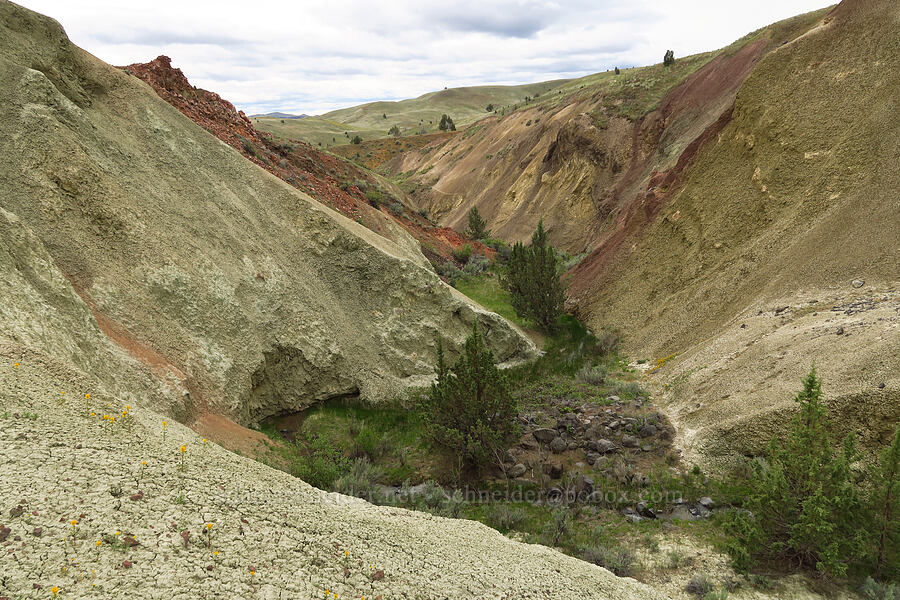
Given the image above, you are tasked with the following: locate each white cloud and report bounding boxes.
[17,0,832,115]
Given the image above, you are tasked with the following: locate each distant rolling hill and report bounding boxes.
[252,80,571,147]
[250,111,308,119]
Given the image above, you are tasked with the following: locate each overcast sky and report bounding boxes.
[18,0,831,115]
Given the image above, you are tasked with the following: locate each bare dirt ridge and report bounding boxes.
[123,56,485,266]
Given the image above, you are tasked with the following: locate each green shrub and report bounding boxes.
[723,368,864,577]
[351,135,362,144]
[365,189,383,207]
[482,237,511,261]
[543,508,570,546]
[581,544,636,577]
[577,364,607,386]
[418,323,518,471]
[333,458,383,500]
[685,573,714,597]
[453,244,473,263]
[464,254,492,275]
[664,49,675,66]
[487,504,526,533]
[612,380,646,400]
[434,260,463,286]
[290,435,349,490]
[860,577,897,600]
[388,201,404,215]
[502,220,565,332]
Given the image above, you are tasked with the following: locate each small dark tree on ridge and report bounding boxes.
[465,206,488,240]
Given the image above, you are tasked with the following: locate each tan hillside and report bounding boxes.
[383,0,899,465]
[385,9,831,253]
[0,0,536,430]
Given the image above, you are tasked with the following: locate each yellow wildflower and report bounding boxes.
[90,412,96,417]
[95,540,102,547]
[51,587,59,595]
[109,416,115,423]
[179,444,187,453]
[125,405,131,410]
[85,393,90,399]
[70,519,77,526]
[13,362,19,368]
[206,523,213,531]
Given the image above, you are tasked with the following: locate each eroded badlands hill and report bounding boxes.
[384,0,899,465]
[0,0,535,430]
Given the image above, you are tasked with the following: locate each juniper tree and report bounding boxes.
[663,50,675,66]
[502,220,565,333]
[725,367,864,576]
[871,424,900,580]
[419,323,517,471]
[438,114,456,131]
[465,206,488,239]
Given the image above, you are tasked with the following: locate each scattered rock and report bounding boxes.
[836,326,845,335]
[878,382,886,389]
[122,560,133,568]
[851,279,865,288]
[372,569,385,581]
[585,451,600,465]
[549,437,567,454]
[9,506,23,518]
[0,527,10,542]
[637,424,657,438]
[508,463,527,478]
[698,497,714,509]
[541,461,563,480]
[636,502,656,519]
[621,435,639,448]
[590,439,618,454]
[518,434,539,451]
[556,414,579,431]
[32,527,42,537]
[532,428,557,444]
[129,491,144,501]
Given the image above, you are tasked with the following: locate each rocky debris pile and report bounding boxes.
[502,394,675,488]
